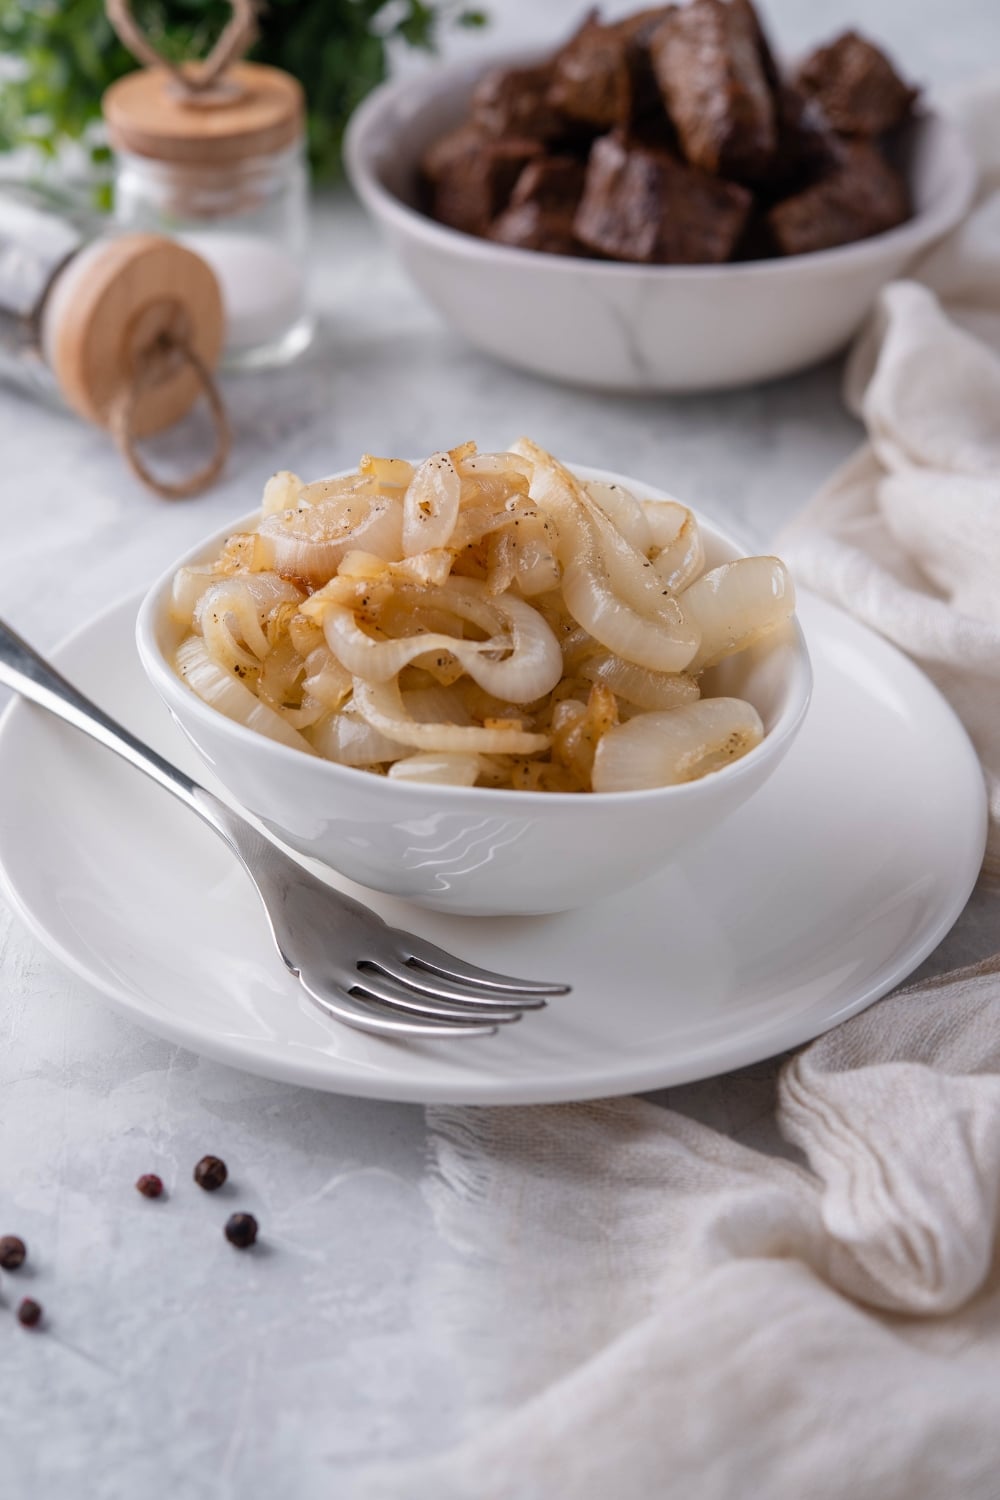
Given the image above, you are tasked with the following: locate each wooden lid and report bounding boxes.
[103,62,304,165]
[44,233,225,438]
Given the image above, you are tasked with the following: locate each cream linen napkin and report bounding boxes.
[779,71,1000,872]
[364,82,1000,1500]
[364,959,1000,1500]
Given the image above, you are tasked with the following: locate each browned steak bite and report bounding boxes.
[548,12,633,129]
[766,84,845,199]
[793,31,918,136]
[510,156,587,213]
[490,156,587,255]
[490,202,585,255]
[618,7,681,134]
[767,139,909,255]
[649,0,777,182]
[548,9,676,131]
[730,204,775,261]
[730,0,780,90]
[420,127,542,237]
[472,63,566,141]
[573,132,752,263]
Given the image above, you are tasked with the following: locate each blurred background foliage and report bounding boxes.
[0,0,487,181]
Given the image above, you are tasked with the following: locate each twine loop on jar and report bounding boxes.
[106,0,258,97]
[109,330,231,500]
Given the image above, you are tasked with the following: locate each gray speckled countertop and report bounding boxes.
[1,2,998,1494]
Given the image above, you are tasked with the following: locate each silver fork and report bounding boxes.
[0,618,569,1039]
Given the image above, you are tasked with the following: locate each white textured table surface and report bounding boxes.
[2,3,999,1495]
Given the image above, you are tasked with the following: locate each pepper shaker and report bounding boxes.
[0,181,226,498]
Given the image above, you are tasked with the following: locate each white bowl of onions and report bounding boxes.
[136,441,811,916]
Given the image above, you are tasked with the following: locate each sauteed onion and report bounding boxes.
[171,441,795,791]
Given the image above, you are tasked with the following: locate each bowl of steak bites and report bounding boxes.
[345,0,974,391]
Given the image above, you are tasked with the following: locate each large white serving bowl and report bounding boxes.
[136,465,811,917]
[344,53,975,393]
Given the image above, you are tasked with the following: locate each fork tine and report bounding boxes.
[360,958,548,1010]
[349,969,525,1025]
[297,973,499,1039]
[393,934,572,997]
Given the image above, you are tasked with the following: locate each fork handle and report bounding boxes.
[0,616,316,922]
[0,615,210,816]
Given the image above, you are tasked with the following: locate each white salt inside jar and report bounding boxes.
[181,231,309,357]
[104,63,314,370]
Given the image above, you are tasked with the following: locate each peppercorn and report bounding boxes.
[224,1213,258,1249]
[135,1174,164,1199]
[0,1235,26,1270]
[17,1298,42,1328]
[193,1155,228,1192]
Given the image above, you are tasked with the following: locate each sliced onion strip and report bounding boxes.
[561,536,699,673]
[650,510,705,593]
[583,479,651,552]
[580,652,701,711]
[258,494,403,585]
[261,470,302,516]
[514,438,700,668]
[308,707,407,766]
[171,565,217,623]
[352,677,550,754]
[176,638,313,754]
[516,438,676,622]
[319,577,562,704]
[402,452,461,556]
[682,557,795,671]
[196,574,305,676]
[640,498,689,549]
[592,699,763,792]
[388,753,482,786]
[302,647,352,711]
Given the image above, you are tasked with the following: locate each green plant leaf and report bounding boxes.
[0,0,491,185]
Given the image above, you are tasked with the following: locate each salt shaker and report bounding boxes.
[102,0,313,370]
[0,181,226,498]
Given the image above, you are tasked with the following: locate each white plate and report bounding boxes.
[0,592,986,1105]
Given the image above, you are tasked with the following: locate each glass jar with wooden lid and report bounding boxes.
[103,1,313,370]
